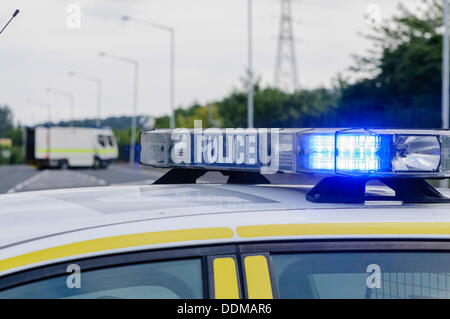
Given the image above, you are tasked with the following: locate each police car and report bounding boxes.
[1,127,450,299]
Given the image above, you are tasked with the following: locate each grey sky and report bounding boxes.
[0,0,420,125]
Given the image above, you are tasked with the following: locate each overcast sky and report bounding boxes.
[0,0,420,125]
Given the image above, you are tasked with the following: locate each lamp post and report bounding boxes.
[45,88,74,126]
[26,98,52,160]
[121,15,175,129]
[99,51,139,166]
[443,0,449,188]
[247,0,254,128]
[68,71,102,128]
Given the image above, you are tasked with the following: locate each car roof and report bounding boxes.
[2,183,450,276]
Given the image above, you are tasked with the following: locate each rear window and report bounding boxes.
[107,136,114,147]
[271,252,450,299]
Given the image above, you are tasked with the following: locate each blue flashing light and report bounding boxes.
[303,134,335,171]
[301,133,391,173]
[336,134,380,171]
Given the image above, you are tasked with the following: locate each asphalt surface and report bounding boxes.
[0,164,321,194]
[0,164,167,194]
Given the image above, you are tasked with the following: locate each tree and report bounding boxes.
[217,85,339,128]
[340,0,444,128]
[0,105,13,137]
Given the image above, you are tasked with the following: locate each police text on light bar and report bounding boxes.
[140,127,450,178]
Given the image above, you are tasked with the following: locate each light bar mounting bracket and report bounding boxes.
[153,168,271,185]
[306,176,450,204]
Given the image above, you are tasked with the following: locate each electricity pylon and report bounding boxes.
[274,0,298,92]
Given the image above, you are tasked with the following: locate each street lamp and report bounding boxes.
[121,15,175,129]
[442,0,449,188]
[444,0,449,129]
[99,51,139,166]
[247,0,254,128]
[68,71,102,128]
[26,98,51,123]
[45,88,75,126]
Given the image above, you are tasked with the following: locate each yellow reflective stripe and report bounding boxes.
[36,148,116,154]
[37,148,93,154]
[237,222,450,238]
[98,148,117,154]
[0,227,234,273]
[244,255,273,299]
[213,257,240,299]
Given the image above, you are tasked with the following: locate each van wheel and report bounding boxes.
[100,160,109,169]
[59,160,69,170]
[93,158,101,169]
[36,160,46,170]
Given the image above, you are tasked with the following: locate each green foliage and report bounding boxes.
[286,88,340,127]
[0,105,13,137]
[341,0,444,127]
[56,115,152,130]
[112,128,139,161]
[0,106,24,164]
[154,116,170,129]
[7,126,23,146]
[216,90,247,128]
[175,103,222,128]
[0,145,23,165]
[217,86,339,128]
[8,146,24,165]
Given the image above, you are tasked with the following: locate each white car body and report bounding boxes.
[2,183,450,277]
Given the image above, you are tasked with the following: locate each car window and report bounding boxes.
[97,135,105,147]
[0,258,204,299]
[271,252,450,299]
[107,135,114,147]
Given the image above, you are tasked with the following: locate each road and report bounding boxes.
[0,164,320,194]
[0,164,167,194]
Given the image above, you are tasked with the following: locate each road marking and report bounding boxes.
[6,169,108,194]
[110,164,166,178]
[111,178,156,186]
[6,170,50,194]
[73,171,108,186]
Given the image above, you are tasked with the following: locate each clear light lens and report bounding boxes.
[392,135,440,171]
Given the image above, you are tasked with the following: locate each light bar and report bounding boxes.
[140,128,450,178]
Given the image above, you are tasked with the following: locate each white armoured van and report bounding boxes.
[27,126,118,169]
